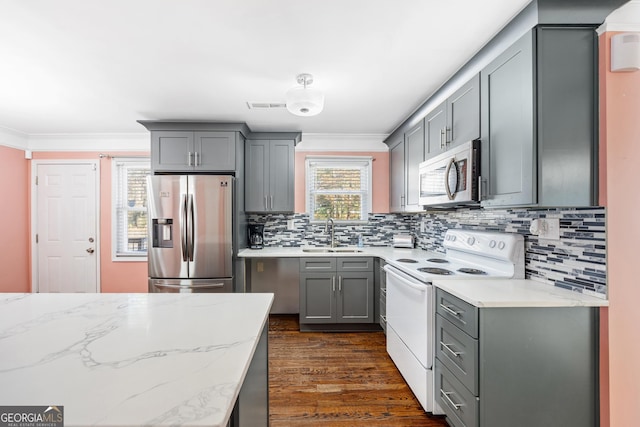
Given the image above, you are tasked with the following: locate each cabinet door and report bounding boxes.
[245,140,269,212]
[447,74,480,148]
[389,139,405,212]
[151,131,194,172]
[425,102,447,160]
[195,131,236,171]
[269,140,295,212]
[404,121,425,210]
[337,272,374,323]
[480,31,535,207]
[299,273,336,323]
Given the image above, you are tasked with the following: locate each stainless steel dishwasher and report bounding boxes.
[248,258,300,314]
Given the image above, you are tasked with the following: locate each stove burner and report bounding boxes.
[426,258,449,264]
[417,267,454,275]
[396,258,418,263]
[458,268,487,275]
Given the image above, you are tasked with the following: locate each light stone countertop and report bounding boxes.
[0,292,273,427]
[238,246,432,261]
[239,246,608,308]
[434,279,608,308]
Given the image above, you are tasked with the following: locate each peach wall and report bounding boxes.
[294,150,390,214]
[0,146,30,292]
[32,151,148,293]
[600,31,640,427]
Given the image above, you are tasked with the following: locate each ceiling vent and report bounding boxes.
[246,102,287,110]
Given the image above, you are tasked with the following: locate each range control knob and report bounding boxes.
[498,241,506,250]
[467,237,475,245]
[489,240,496,248]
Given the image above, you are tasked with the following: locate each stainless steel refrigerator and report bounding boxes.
[147,175,234,293]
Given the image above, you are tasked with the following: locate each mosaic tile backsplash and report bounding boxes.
[248,207,607,297]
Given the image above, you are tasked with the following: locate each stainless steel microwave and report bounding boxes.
[418,140,480,207]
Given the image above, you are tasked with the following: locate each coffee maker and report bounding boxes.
[248,224,264,249]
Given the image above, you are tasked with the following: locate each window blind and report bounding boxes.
[306,156,372,222]
[112,158,150,258]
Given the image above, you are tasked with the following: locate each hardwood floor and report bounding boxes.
[268,315,449,426]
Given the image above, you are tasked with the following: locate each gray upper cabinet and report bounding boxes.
[480,26,598,207]
[447,74,480,149]
[389,136,405,212]
[389,121,424,213]
[151,130,236,172]
[404,120,425,211]
[245,139,295,213]
[425,75,480,161]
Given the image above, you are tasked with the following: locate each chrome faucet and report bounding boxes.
[324,217,335,248]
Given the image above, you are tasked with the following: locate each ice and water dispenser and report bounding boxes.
[152,218,173,248]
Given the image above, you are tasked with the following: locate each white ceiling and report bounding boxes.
[0,0,531,137]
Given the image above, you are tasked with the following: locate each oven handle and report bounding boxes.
[383,265,429,291]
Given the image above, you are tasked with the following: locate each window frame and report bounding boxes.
[111,157,151,262]
[305,155,373,224]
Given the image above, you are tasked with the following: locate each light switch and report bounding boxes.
[287,219,295,230]
[257,261,264,273]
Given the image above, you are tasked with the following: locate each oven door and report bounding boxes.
[385,265,433,369]
[418,140,479,206]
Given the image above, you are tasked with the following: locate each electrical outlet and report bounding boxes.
[287,219,295,230]
[530,218,560,240]
[420,220,427,233]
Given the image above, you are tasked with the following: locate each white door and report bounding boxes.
[35,162,99,293]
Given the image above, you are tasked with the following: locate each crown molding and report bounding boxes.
[296,133,389,152]
[0,126,28,150]
[598,1,640,34]
[26,133,149,152]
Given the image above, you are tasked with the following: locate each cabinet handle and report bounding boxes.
[439,303,461,318]
[440,389,462,410]
[338,276,342,292]
[440,129,446,150]
[440,341,462,358]
[478,175,483,202]
[400,195,405,208]
[332,276,336,292]
[194,151,199,166]
[188,151,193,166]
[445,127,451,146]
[270,195,274,210]
[264,196,268,211]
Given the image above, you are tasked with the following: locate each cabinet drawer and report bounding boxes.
[300,258,336,272]
[436,314,479,395]
[337,257,373,272]
[436,289,478,338]
[435,359,479,427]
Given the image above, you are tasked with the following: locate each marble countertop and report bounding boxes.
[434,279,608,308]
[238,246,431,261]
[0,293,273,427]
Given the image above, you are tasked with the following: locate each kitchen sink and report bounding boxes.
[301,247,363,253]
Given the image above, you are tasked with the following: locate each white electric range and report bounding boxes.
[384,229,524,414]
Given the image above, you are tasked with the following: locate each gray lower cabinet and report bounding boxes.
[299,257,374,327]
[480,26,598,207]
[434,289,598,427]
[151,130,236,172]
[245,139,295,213]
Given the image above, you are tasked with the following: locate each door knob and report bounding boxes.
[86,248,95,254]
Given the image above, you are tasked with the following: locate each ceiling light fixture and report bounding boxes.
[286,73,324,117]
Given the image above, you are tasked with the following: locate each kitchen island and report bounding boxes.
[0,292,273,427]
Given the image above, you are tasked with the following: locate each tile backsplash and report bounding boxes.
[248,207,607,297]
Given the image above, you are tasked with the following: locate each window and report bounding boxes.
[306,156,372,222]
[112,158,150,260]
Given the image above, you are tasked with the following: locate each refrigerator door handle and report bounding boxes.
[187,193,195,262]
[180,194,188,262]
